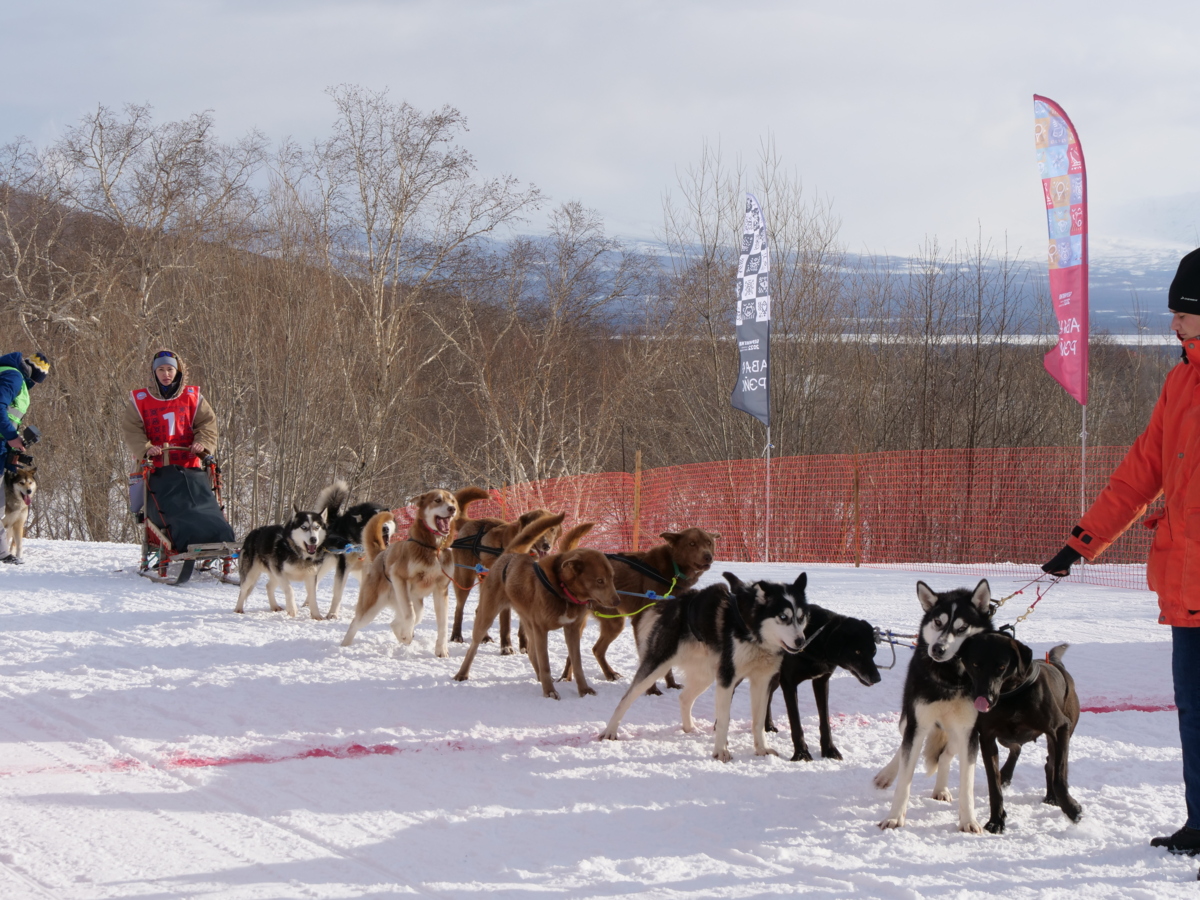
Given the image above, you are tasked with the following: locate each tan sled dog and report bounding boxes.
[561,528,719,687]
[453,513,620,698]
[340,490,458,657]
[448,486,560,650]
[2,466,36,559]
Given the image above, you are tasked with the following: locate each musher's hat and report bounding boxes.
[26,352,49,384]
[1169,248,1200,315]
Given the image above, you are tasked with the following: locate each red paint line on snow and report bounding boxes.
[1081,702,1176,714]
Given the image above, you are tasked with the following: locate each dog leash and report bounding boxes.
[990,573,1063,635]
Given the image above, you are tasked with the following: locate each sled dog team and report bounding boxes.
[235,482,1082,834]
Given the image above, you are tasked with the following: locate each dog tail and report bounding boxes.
[506,512,566,555]
[315,480,350,519]
[453,486,491,528]
[1047,643,1070,667]
[557,522,594,553]
[362,510,395,563]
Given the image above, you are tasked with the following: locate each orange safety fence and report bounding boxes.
[452,446,1155,592]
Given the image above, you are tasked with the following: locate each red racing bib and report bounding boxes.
[132,385,202,468]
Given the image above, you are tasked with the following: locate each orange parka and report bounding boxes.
[1069,339,1200,626]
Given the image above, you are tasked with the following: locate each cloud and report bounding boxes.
[3,0,1199,255]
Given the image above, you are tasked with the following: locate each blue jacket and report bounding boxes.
[0,351,33,442]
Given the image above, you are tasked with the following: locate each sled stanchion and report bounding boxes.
[873,627,918,670]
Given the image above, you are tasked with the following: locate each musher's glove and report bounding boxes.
[1042,545,1082,576]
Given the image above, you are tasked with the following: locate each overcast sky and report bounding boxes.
[3,0,1199,263]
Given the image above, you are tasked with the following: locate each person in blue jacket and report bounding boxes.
[0,351,49,563]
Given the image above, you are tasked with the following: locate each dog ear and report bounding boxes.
[971,579,992,613]
[293,503,301,515]
[916,581,938,611]
[660,532,680,543]
[722,571,744,591]
[1015,639,1033,674]
[705,530,721,542]
[793,571,807,592]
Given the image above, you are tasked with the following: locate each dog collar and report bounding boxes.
[406,537,440,551]
[533,561,589,606]
[997,660,1045,702]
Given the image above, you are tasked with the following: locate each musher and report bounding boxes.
[0,350,50,564]
[120,349,218,467]
[1042,247,1200,855]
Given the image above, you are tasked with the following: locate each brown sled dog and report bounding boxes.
[448,486,560,652]
[453,513,620,699]
[561,528,719,690]
[340,490,458,657]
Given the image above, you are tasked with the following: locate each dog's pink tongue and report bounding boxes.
[23,496,32,506]
[974,696,991,713]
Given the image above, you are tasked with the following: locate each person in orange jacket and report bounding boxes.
[1043,247,1200,854]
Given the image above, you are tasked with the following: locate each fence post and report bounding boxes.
[632,449,643,552]
[500,483,507,521]
[853,452,862,568]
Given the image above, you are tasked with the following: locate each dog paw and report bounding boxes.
[449,634,464,643]
[873,773,895,790]
[985,816,1006,834]
[821,746,843,761]
[544,688,561,700]
[755,747,779,757]
[646,684,663,696]
[1064,801,1083,823]
[605,671,621,681]
[712,748,733,763]
[452,673,469,682]
[579,686,596,697]
[959,819,983,834]
[599,729,619,741]
[764,721,778,733]
[791,748,813,762]
[480,633,493,644]
[434,648,449,659]
[499,646,515,656]
[931,788,953,802]
[878,817,904,830]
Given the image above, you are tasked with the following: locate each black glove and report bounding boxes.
[1042,545,1082,576]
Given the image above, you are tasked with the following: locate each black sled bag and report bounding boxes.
[146,465,235,550]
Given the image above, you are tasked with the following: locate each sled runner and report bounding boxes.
[131,445,240,585]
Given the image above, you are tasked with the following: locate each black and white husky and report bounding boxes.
[874,579,995,832]
[602,571,808,761]
[234,508,328,619]
[314,480,389,619]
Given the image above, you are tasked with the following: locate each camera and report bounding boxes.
[5,425,40,469]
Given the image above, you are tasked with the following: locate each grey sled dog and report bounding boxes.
[234,508,328,618]
[874,579,996,833]
[601,572,808,761]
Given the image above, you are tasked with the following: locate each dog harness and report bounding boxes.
[532,560,590,606]
[597,554,682,617]
[449,525,504,559]
[996,659,1047,702]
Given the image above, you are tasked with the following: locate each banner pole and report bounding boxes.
[765,426,771,564]
[1080,405,1088,516]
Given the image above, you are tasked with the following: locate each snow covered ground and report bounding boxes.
[0,539,1195,898]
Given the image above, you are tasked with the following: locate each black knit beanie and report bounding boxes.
[1169,248,1200,314]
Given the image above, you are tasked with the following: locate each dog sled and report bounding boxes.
[129,445,240,585]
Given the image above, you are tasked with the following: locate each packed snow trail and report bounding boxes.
[0,539,1195,897]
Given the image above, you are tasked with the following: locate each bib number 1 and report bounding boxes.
[164,412,176,437]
